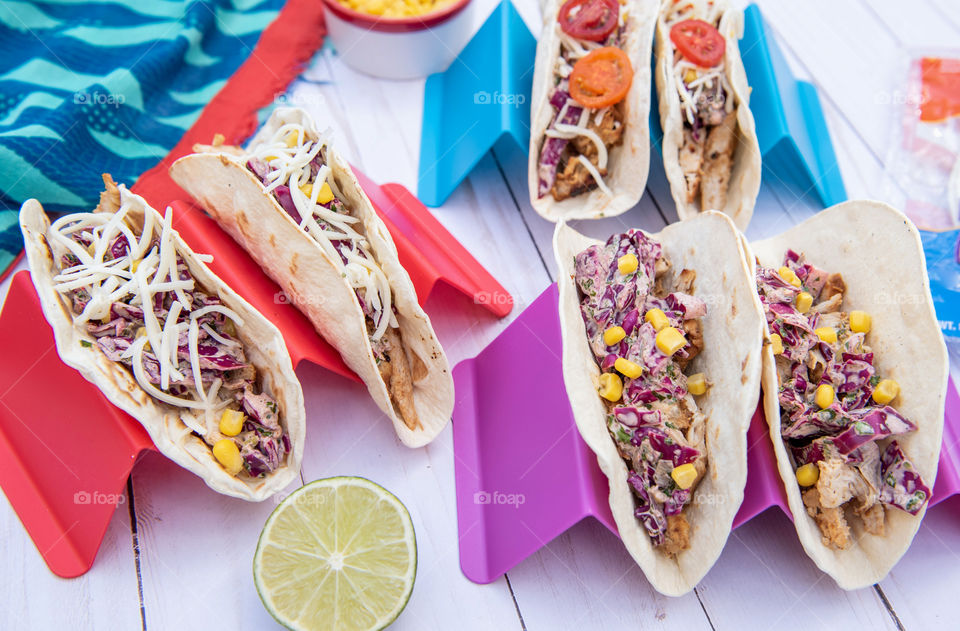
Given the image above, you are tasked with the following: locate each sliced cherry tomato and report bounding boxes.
[569,46,633,108]
[558,0,619,42]
[669,19,725,67]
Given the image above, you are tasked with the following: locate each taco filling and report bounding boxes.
[661,0,738,211]
[231,127,422,430]
[537,0,634,202]
[574,229,709,554]
[48,176,290,478]
[757,251,931,549]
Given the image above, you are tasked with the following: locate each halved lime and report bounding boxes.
[253,477,417,631]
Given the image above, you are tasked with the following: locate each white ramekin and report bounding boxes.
[322,0,474,80]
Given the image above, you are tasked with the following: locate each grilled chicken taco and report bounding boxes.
[555,212,764,595]
[529,0,658,220]
[170,108,453,448]
[19,176,305,501]
[752,201,948,588]
[654,0,760,229]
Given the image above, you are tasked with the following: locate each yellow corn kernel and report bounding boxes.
[872,379,900,405]
[264,154,279,163]
[850,310,872,334]
[815,383,835,409]
[796,462,819,487]
[687,373,708,395]
[778,266,802,287]
[769,333,784,355]
[284,131,299,148]
[219,409,245,437]
[655,326,687,356]
[617,253,638,275]
[603,326,627,346]
[796,291,813,314]
[212,439,243,476]
[597,372,623,402]
[315,181,334,204]
[671,463,697,490]
[645,308,670,332]
[814,327,837,344]
[614,357,643,379]
[683,68,697,84]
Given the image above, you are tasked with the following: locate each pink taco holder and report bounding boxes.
[452,285,960,584]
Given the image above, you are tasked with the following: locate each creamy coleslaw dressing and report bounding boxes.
[660,0,733,126]
[247,122,397,341]
[48,187,243,435]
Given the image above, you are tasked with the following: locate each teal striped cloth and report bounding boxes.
[0,0,284,276]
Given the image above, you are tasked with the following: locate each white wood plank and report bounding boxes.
[132,451,298,630]
[749,0,899,162]
[698,510,897,630]
[506,518,713,628]
[0,487,143,630]
[865,0,960,47]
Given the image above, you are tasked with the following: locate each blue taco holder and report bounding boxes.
[419,2,845,210]
[418,0,535,207]
[739,4,846,207]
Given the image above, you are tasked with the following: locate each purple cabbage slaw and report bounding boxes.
[246,152,393,361]
[59,225,290,478]
[757,250,930,515]
[575,230,706,545]
[536,20,626,198]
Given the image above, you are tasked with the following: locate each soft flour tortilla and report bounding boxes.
[19,189,305,502]
[169,108,453,448]
[654,1,761,230]
[554,212,765,595]
[528,0,658,221]
[753,200,948,589]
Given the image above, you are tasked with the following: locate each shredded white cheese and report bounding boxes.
[49,187,244,419]
[660,0,734,126]
[246,124,396,340]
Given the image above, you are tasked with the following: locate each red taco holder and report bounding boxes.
[0,0,512,578]
[0,170,511,579]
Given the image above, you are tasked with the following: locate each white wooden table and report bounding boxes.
[3,0,960,628]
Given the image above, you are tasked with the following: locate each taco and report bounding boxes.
[554,212,764,595]
[19,176,305,501]
[751,200,948,588]
[169,108,453,448]
[529,0,658,220]
[654,0,761,229]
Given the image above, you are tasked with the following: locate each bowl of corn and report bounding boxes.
[322,0,473,79]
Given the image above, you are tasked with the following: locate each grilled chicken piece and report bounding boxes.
[803,487,851,549]
[378,327,421,430]
[552,107,625,202]
[700,110,738,211]
[551,157,597,201]
[678,318,703,369]
[679,128,704,203]
[662,513,691,556]
[860,503,886,536]
[821,273,846,301]
[674,268,696,294]
[97,174,121,214]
